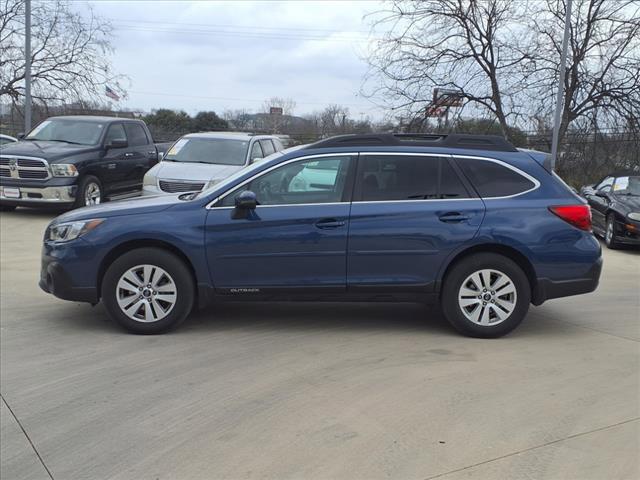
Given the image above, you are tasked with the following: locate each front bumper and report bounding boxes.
[39,262,98,303]
[0,184,76,205]
[39,239,99,303]
[615,219,640,245]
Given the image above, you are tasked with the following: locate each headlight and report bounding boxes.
[46,218,104,242]
[50,164,78,177]
[143,173,157,187]
[628,212,640,221]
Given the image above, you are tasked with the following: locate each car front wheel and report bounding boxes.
[75,175,102,208]
[441,253,531,338]
[102,248,194,334]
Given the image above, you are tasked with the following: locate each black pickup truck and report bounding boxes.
[0,116,170,210]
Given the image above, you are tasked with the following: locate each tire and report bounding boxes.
[441,253,531,338]
[74,175,102,208]
[0,205,17,212]
[604,214,620,249]
[101,248,195,334]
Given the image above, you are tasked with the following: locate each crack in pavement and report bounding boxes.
[1,393,55,480]
[423,417,640,480]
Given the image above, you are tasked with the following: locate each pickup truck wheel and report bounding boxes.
[441,253,530,338]
[102,248,194,334]
[75,175,102,208]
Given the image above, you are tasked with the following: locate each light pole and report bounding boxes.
[550,0,573,171]
[24,0,32,133]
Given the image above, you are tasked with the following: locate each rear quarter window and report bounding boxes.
[456,158,536,197]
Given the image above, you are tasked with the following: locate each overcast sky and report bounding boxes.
[80,0,384,119]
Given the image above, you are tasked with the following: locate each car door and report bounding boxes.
[587,176,614,235]
[101,123,129,194]
[122,122,156,191]
[204,154,356,292]
[347,153,484,292]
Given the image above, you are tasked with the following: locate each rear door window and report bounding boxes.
[124,123,149,147]
[356,155,470,201]
[455,158,535,197]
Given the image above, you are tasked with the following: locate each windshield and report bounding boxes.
[25,119,105,145]
[164,137,249,166]
[613,176,640,196]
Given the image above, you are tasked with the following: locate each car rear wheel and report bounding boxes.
[102,248,194,334]
[605,214,620,249]
[441,253,530,338]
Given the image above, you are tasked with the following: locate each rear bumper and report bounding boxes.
[532,255,603,305]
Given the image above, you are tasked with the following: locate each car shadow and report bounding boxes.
[58,300,578,340]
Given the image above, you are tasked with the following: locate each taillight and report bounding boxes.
[549,205,592,231]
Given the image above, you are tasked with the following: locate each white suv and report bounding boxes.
[142,132,284,195]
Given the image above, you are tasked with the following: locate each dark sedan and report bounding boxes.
[581,174,640,248]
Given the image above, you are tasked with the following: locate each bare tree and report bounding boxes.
[530,0,640,141]
[364,0,639,145]
[363,0,531,140]
[222,108,254,130]
[261,97,296,116]
[261,96,297,133]
[0,0,126,110]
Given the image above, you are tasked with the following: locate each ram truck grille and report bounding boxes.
[0,156,50,180]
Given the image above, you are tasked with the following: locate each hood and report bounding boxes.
[54,193,182,224]
[0,140,98,160]
[152,161,244,183]
[612,193,640,212]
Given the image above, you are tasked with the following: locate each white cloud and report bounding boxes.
[81,0,383,118]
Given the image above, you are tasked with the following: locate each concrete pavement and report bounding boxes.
[1,209,638,480]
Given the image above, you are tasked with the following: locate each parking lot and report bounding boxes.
[0,209,638,480]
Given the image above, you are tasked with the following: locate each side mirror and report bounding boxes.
[106,138,128,149]
[231,190,257,220]
[17,132,25,140]
[235,190,257,210]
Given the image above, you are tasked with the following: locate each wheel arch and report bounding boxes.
[438,243,538,300]
[97,239,198,302]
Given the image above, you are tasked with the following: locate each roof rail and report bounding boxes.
[305,133,518,152]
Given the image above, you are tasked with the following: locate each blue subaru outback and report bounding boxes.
[40,134,602,337]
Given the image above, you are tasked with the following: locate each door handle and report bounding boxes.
[102,163,116,169]
[438,212,470,223]
[315,218,346,229]
[124,152,134,158]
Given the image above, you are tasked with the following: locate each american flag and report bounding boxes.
[105,86,120,101]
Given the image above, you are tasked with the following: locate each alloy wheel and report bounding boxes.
[458,269,517,326]
[116,264,177,322]
[85,182,101,206]
[606,220,614,244]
